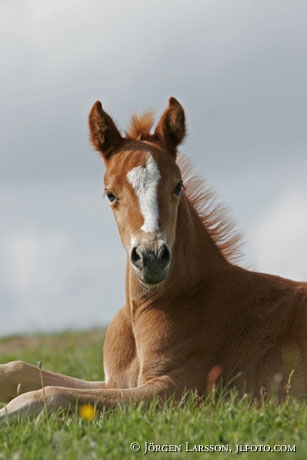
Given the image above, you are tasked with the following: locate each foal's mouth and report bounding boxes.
[137,267,170,288]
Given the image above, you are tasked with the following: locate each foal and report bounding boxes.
[0,97,306,422]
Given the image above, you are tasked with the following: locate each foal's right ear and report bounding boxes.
[89,101,123,162]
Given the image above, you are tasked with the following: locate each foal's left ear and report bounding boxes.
[89,101,123,162]
[154,97,186,156]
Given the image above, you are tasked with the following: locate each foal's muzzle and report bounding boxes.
[130,241,171,286]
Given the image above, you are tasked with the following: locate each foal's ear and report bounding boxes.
[154,97,186,155]
[89,101,123,162]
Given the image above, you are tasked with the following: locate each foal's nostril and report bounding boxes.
[131,246,142,269]
[158,244,171,269]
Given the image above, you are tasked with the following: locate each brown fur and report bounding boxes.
[1,97,306,423]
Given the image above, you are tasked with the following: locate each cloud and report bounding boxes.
[0,226,125,336]
[253,188,307,282]
[1,0,307,337]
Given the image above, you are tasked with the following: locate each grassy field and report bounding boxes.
[0,330,307,460]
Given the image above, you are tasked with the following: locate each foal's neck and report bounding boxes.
[170,193,229,285]
[126,194,229,311]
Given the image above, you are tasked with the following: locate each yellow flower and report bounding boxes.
[79,404,97,421]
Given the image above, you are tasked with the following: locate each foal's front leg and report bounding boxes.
[0,375,176,424]
[0,361,106,403]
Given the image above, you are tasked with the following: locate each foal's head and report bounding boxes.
[89,97,186,287]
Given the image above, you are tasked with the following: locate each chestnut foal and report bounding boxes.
[1,97,306,423]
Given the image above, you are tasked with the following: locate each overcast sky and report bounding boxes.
[1,0,306,337]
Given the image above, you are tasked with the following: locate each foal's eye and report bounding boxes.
[173,181,183,197]
[105,191,117,203]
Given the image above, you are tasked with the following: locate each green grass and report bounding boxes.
[1,330,307,459]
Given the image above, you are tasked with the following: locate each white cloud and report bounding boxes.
[253,189,307,282]
[0,225,125,336]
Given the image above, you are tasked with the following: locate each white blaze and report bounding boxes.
[127,154,161,232]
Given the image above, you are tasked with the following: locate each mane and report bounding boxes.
[125,111,155,140]
[179,156,243,263]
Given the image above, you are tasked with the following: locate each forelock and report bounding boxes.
[125,111,155,141]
